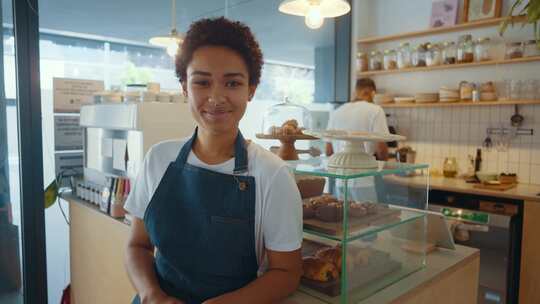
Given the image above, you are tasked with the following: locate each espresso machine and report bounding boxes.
[78,102,196,215]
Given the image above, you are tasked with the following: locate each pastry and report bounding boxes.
[303,203,316,219]
[302,256,339,282]
[308,194,339,209]
[349,203,368,217]
[315,202,343,222]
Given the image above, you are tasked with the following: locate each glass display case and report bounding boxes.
[290,157,430,303]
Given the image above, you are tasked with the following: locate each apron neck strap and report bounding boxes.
[175,127,249,174]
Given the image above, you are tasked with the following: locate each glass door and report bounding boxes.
[0,0,47,303]
[0,0,23,301]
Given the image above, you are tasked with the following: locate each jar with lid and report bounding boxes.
[426,43,442,66]
[443,157,458,178]
[523,40,540,57]
[369,51,383,71]
[459,81,474,101]
[356,52,368,72]
[457,34,474,63]
[442,41,457,64]
[474,37,492,61]
[505,42,524,59]
[383,49,398,70]
[412,44,427,67]
[397,42,412,69]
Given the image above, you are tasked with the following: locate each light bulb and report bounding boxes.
[305,5,324,29]
[166,43,178,57]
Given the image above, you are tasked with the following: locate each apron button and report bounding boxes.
[239,182,247,191]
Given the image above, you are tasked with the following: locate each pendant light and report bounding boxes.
[278,0,351,29]
[149,0,184,57]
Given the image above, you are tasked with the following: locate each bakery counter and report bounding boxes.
[64,193,479,304]
[387,175,540,202]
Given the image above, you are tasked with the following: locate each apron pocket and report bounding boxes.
[205,216,253,276]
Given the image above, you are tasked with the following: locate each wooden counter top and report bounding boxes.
[388,175,540,202]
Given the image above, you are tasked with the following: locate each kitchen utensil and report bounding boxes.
[510,105,524,127]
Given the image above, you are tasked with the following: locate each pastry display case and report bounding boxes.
[289,157,430,303]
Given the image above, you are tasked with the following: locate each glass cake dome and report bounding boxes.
[261,97,312,136]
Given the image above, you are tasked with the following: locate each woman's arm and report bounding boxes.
[203,248,303,304]
[125,218,184,304]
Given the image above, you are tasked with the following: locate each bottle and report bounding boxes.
[474,149,482,173]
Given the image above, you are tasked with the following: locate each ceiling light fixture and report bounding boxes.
[149,0,184,57]
[278,0,351,30]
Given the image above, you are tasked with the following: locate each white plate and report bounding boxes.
[303,129,406,142]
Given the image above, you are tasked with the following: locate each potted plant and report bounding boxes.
[499,0,540,48]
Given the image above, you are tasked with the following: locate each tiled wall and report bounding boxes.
[386,104,540,184]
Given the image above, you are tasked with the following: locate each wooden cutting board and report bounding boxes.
[303,207,402,237]
[473,183,517,191]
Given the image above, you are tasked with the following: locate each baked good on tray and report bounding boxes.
[268,119,305,136]
[302,256,339,282]
[303,203,316,219]
[295,175,326,199]
[315,202,344,222]
[349,201,378,218]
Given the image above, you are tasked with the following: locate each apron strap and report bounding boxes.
[174,127,249,174]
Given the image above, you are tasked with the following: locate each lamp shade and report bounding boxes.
[149,29,184,57]
[278,0,351,18]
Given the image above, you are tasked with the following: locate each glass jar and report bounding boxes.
[383,49,398,70]
[459,81,474,101]
[457,34,474,63]
[412,44,427,67]
[356,52,368,72]
[443,157,458,178]
[442,41,457,64]
[505,42,523,59]
[369,51,383,71]
[426,43,442,66]
[523,40,540,57]
[397,42,412,69]
[474,37,492,62]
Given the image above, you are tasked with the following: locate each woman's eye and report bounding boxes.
[226,80,242,88]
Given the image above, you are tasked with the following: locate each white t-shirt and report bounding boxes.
[124,138,302,267]
[327,101,389,199]
[326,101,389,154]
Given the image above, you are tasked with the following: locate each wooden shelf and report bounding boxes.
[357,16,526,44]
[358,56,540,77]
[380,99,540,108]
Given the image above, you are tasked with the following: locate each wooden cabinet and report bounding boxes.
[519,200,540,304]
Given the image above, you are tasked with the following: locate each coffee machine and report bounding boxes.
[79,102,196,190]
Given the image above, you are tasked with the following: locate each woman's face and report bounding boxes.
[183,46,256,135]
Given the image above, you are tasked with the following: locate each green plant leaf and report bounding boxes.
[44,180,58,209]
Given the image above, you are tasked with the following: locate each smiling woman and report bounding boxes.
[124,17,303,304]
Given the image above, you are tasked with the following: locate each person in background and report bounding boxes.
[325,78,390,202]
[124,17,302,304]
[325,78,389,160]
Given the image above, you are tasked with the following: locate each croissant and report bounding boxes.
[302,256,339,282]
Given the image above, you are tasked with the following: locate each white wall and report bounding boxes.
[353,0,540,183]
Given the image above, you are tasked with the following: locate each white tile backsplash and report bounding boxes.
[393,104,538,184]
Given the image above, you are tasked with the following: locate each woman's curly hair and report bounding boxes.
[175,17,264,86]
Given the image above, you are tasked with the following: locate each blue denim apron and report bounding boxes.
[132,129,258,304]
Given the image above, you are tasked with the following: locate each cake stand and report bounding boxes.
[255,133,318,160]
[303,130,406,169]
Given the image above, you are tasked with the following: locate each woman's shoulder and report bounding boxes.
[247,141,288,175]
[145,138,190,165]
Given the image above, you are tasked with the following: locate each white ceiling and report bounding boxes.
[3,0,336,65]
